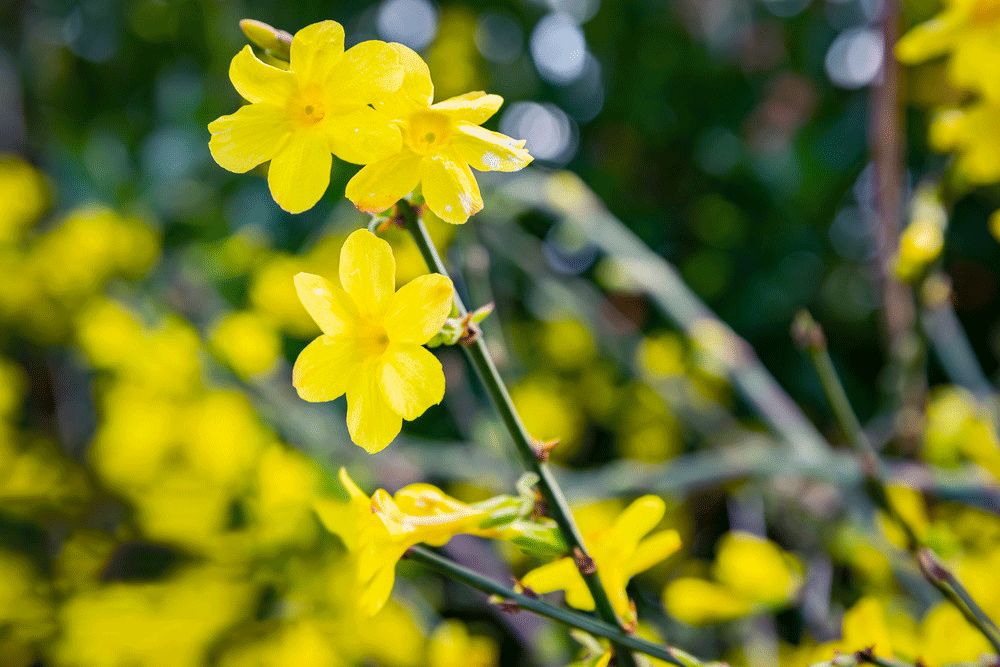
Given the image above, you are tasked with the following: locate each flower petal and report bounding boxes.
[384,274,454,344]
[379,343,445,420]
[420,151,483,225]
[607,495,665,551]
[345,153,423,214]
[325,107,403,165]
[292,334,360,402]
[290,20,345,84]
[293,272,358,336]
[267,129,332,213]
[346,367,403,453]
[626,529,682,577]
[431,91,504,124]
[521,558,595,611]
[452,123,533,172]
[339,229,395,316]
[229,45,294,104]
[378,43,434,118]
[895,16,959,65]
[208,104,291,173]
[332,40,406,102]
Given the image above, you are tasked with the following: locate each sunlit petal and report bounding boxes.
[453,123,533,172]
[383,274,454,344]
[292,334,360,402]
[379,343,444,420]
[289,20,345,84]
[267,128,332,213]
[229,45,294,104]
[346,367,403,453]
[345,153,423,214]
[339,229,395,316]
[208,104,291,173]
[420,151,483,225]
[293,272,358,336]
[431,91,504,124]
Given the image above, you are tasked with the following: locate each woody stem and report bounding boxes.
[408,546,693,665]
[794,311,1000,654]
[398,199,639,667]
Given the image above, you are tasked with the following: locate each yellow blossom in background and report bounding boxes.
[53,568,253,667]
[510,374,585,458]
[919,601,994,664]
[924,386,1000,480]
[219,621,339,667]
[316,468,511,616]
[664,531,802,625]
[810,596,919,663]
[292,229,453,452]
[521,495,681,625]
[427,619,498,667]
[0,155,47,243]
[346,44,532,224]
[209,21,406,213]
[926,101,1000,184]
[209,310,282,379]
[896,0,1000,102]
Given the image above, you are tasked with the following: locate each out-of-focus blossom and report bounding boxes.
[0,155,47,243]
[664,532,802,625]
[209,310,282,379]
[427,619,498,667]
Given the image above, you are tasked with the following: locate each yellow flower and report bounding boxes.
[0,155,47,243]
[208,310,281,379]
[292,229,453,452]
[520,495,681,625]
[315,468,509,616]
[209,21,406,213]
[663,531,802,626]
[346,45,532,224]
[427,619,498,667]
[896,0,1000,101]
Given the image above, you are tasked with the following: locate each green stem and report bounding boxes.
[398,200,638,667]
[794,311,1000,655]
[408,546,693,666]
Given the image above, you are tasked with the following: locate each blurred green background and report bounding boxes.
[2,0,1000,665]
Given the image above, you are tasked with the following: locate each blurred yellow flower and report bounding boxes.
[521,495,681,625]
[0,155,47,243]
[427,619,498,667]
[209,310,281,379]
[209,21,405,213]
[316,468,509,616]
[346,44,532,224]
[664,531,802,625]
[896,0,1000,101]
[292,229,453,452]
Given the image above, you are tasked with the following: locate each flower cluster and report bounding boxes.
[209,20,531,221]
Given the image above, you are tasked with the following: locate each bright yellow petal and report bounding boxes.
[895,17,959,64]
[663,578,753,625]
[378,43,434,118]
[431,91,504,124]
[347,367,403,453]
[293,272,358,335]
[608,495,665,550]
[229,45,294,104]
[420,152,483,224]
[626,530,682,577]
[314,498,357,550]
[452,123,532,172]
[267,129,332,213]
[345,153,423,214]
[325,107,403,165]
[521,557,595,611]
[292,334,360,402]
[339,229,395,316]
[332,40,406,102]
[384,273,454,344]
[208,104,290,173]
[289,20,345,84]
[379,343,445,420]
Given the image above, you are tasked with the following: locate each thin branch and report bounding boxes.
[794,311,1000,654]
[407,546,709,666]
[398,199,639,667]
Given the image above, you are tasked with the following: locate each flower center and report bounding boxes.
[288,87,326,127]
[404,110,452,155]
[357,319,391,357]
[971,0,1000,24]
